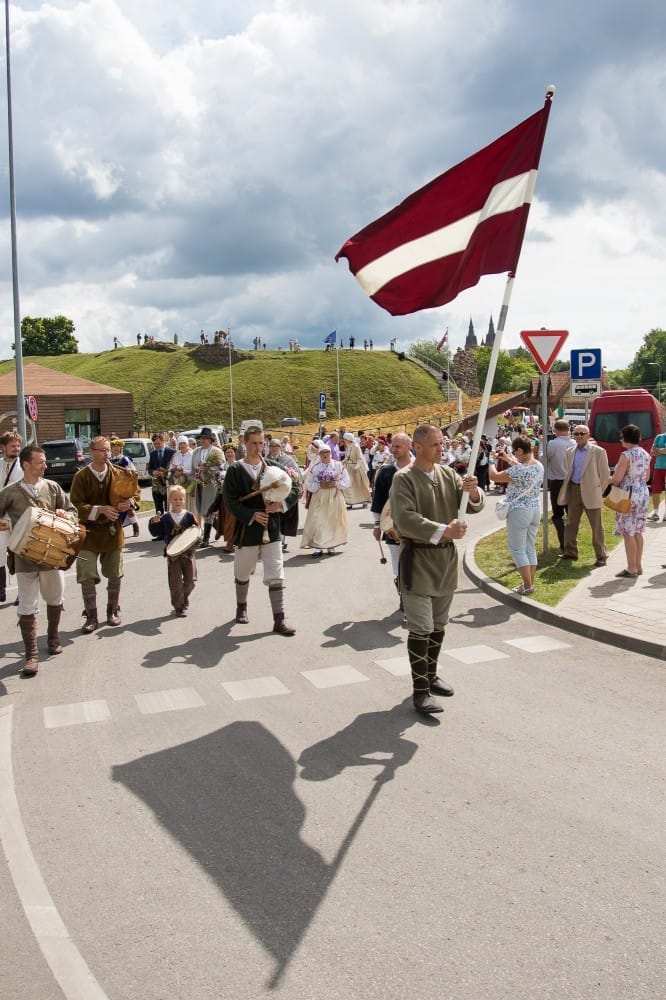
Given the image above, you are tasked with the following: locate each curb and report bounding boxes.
[463,532,666,663]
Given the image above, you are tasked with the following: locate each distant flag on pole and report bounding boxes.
[335,100,552,316]
[324,330,337,345]
[436,329,448,352]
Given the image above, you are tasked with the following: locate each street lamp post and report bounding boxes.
[648,362,661,403]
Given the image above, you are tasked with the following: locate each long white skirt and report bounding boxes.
[341,462,371,505]
[300,488,348,550]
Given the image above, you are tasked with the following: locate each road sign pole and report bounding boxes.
[541,372,549,551]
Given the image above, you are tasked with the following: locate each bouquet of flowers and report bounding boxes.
[283,463,303,497]
[167,466,196,495]
[316,466,338,489]
[194,460,223,488]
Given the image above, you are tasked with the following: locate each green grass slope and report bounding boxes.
[0,346,446,431]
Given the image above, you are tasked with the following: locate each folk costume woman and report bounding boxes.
[341,432,372,508]
[191,428,224,548]
[300,442,351,557]
[167,435,196,513]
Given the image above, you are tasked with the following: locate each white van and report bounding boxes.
[179,425,227,446]
[122,438,154,483]
[238,419,263,436]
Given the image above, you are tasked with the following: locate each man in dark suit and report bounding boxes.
[147,432,174,515]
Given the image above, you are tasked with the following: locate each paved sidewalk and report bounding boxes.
[465,520,666,662]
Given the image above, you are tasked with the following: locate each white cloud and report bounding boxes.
[0,0,664,370]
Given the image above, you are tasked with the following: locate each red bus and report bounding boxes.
[589,389,666,468]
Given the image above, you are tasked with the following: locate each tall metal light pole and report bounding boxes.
[228,330,234,431]
[648,362,661,403]
[4,0,26,440]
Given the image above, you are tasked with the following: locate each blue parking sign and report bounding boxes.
[570,349,602,381]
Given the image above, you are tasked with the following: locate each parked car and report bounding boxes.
[280,417,301,427]
[121,438,154,483]
[179,424,227,446]
[42,438,89,489]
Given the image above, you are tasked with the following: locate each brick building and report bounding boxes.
[0,364,134,443]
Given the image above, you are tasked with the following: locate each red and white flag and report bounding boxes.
[436,329,448,352]
[335,101,551,316]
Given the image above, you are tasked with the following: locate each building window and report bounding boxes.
[65,408,100,440]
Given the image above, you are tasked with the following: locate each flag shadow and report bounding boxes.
[112,708,418,989]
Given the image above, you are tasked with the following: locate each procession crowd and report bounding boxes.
[0,414,659,713]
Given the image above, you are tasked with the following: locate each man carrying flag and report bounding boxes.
[323,331,337,351]
[336,91,554,715]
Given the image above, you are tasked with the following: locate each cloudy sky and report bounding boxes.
[0,0,664,370]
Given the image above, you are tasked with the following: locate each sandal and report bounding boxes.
[615,569,638,578]
[512,585,534,595]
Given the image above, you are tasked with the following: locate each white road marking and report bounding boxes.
[373,656,411,676]
[43,700,111,729]
[0,705,109,999]
[301,665,369,688]
[443,644,511,664]
[221,676,290,701]
[135,687,205,714]
[504,635,571,653]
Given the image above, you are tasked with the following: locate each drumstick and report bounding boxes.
[377,538,387,565]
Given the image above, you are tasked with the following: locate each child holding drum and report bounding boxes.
[150,485,200,617]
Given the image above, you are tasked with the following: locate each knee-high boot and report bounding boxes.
[81,580,98,634]
[200,523,213,549]
[269,584,295,636]
[46,603,63,655]
[106,579,122,626]
[408,632,441,713]
[19,614,38,675]
[427,629,454,697]
[235,578,250,623]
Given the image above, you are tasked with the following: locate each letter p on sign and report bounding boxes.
[571,349,602,381]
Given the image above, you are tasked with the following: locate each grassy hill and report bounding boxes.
[0,344,513,443]
[0,345,447,427]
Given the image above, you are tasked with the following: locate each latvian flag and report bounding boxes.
[335,101,551,316]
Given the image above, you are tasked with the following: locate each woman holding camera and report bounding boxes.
[489,436,544,596]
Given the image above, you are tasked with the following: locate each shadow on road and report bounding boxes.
[113,706,419,989]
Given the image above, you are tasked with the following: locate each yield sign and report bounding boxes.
[520,329,569,374]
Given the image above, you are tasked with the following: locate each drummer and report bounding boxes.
[70,435,141,633]
[150,485,199,617]
[0,445,78,676]
[222,425,300,636]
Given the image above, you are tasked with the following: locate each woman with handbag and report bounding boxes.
[489,435,544,595]
[607,423,651,578]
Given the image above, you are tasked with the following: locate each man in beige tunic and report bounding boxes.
[0,445,78,675]
[390,424,484,715]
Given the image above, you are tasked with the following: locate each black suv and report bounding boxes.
[42,438,90,489]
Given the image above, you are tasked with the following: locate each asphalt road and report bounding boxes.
[0,499,664,1000]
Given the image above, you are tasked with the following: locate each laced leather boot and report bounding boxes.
[46,603,64,655]
[19,614,38,676]
[81,581,98,634]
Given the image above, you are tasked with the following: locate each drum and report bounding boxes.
[379,499,399,542]
[8,507,85,570]
[166,524,201,560]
